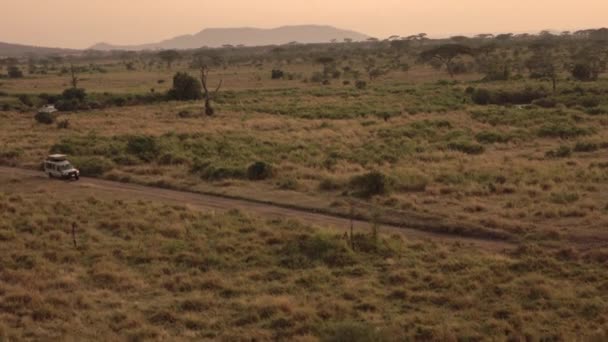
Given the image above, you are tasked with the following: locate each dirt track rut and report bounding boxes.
[0,166,513,252]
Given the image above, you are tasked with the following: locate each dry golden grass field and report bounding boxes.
[1,50,608,340]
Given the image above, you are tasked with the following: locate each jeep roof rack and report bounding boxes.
[47,154,68,162]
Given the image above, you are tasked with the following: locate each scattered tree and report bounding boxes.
[158,50,181,69]
[419,44,473,77]
[200,65,222,116]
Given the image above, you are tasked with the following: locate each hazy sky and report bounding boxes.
[3,0,607,48]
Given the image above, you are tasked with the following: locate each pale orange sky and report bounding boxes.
[2,0,607,48]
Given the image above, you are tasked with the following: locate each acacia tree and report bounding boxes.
[200,65,222,116]
[158,50,181,69]
[419,44,473,77]
[525,42,563,92]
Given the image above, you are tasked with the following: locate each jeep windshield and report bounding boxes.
[59,164,73,171]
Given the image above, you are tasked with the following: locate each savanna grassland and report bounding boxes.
[0,175,607,341]
[1,31,608,340]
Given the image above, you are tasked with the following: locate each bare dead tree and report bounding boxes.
[200,65,223,116]
[70,63,78,89]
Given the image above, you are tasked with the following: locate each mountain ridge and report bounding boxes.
[89,25,370,51]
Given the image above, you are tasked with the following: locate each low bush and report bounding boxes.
[271,69,284,80]
[475,131,511,144]
[573,142,599,152]
[537,123,591,139]
[34,111,55,125]
[72,156,114,176]
[281,234,355,268]
[192,160,245,181]
[350,171,390,198]
[62,88,87,101]
[168,72,202,101]
[247,161,273,181]
[471,87,548,105]
[126,136,159,162]
[447,141,485,155]
[355,80,367,90]
[319,177,343,191]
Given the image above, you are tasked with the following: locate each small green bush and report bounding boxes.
[247,161,273,181]
[319,178,343,191]
[538,123,591,139]
[72,156,114,176]
[168,72,202,101]
[573,142,599,152]
[475,131,511,144]
[281,234,354,268]
[447,141,485,155]
[271,69,284,80]
[350,171,390,198]
[34,111,55,125]
[471,88,492,105]
[355,80,367,90]
[62,88,87,101]
[126,136,159,162]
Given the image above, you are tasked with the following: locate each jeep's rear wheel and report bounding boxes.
[48,173,53,179]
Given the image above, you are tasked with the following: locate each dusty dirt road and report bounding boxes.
[0,166,512,252]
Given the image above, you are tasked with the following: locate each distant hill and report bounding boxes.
[0,42,79,57]
[90,25,370,51]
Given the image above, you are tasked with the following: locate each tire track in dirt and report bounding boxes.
[0,166,513,252]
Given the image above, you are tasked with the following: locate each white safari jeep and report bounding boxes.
[44,154,80,180]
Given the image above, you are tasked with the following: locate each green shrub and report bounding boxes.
[281,234,354,268]
[475,131,511,144]
[192,160,245,181]
[350,171,390,198]
[574,142,599,152]
[471,88,492,105]
[447,141,485,155]
[545,146,571,158]
[319,178,343,191]
[7,66,23,78]
[550,192,579,204]
[471,87,548,105]
[168,72,202,101]
[72,156,114,176]
[62,88,86,101]
[532,97,558,108]
[158,152,189,165]
[538,123,591,139]
[34,111,55,125]
[571,63,595,81]
[355,80,367,90]
[17,94,33,107]
[271,69,284,79]
[126,136,159,162]
[247,161,273,181]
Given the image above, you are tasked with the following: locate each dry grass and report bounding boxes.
[2,74,608,242]
[1,177,607,340]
